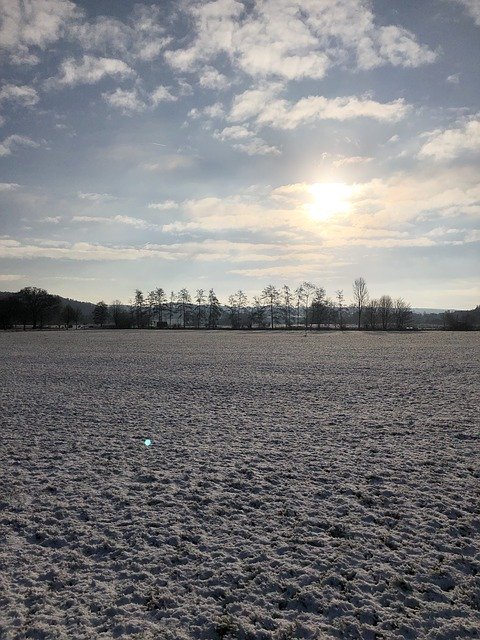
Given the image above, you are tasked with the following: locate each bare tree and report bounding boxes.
[364,299,379,330]
[311,287,328,327]
[262,284,280,329]
[379,295,393,330]
[394,298,412,330]
[194,289,206,328]
[146,288,166,327]
[299,281,317,329]
[168,291,176,327]
[146,290,156,327]
[177,288,191,329]
[132,289,147,328]
[60,303,79,329]
[237,290,248,328]
[281,285,293,328]
[250,296,266,328]
[93,301,109,327]
[227,293,239,328]
[353,277,369,329]
[336,290,346,329]
[110,299,130,328]
[207,289,221,328]
[18,287,60,329]
[153,287,167,327]
[294,285,304,327]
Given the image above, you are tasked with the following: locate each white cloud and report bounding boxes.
[9,47,40,66]
[358,25,436,70]
[203,103,225,119]
[0,0,80,64]
[126,4,171,60]
[102,85,177,114]
[142,155,194,172]
[2,169,477,275]
[150,85,177,105]
[165,0,436,81]
[71,16,130,54]
[0,237,182,262]
[159,168,480,247]
[215,125,252,141]
[232,138,281,156]
[102,88,146,114]
[68,5,171,62]
[72,216,109,223]
[446,73,460,84]
[0,84,39,106]
[332,156,373,167]
[0,134,39,156]
[452,0,480,26]
[214,125,280,155]
[0,273,23,281]
[346,170,480,225]
[0,1,170,68]
[229,83,283,122]
[72,215,156,230]
[52,275,103,281]
[112,215,155,229]
[77,192,115,202]
[229,90,410,129]
[227,262,340,279]
[189,102,225,120]
[40,216,62,224]
[148,201,179,211]
[0,235,304,266]
[199,66,230,90]
[0,182,21,191]
[51,55,134,87]
[161,194,300,234]
[418,118,480,160]
[177,79,194,96]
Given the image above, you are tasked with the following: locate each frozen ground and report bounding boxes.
[0,330,479,640]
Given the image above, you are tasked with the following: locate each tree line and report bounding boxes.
[0,279,412,331]
[1,280,478,331]
[106,279,415,331]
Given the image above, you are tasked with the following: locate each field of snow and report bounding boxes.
[0,330,479,639]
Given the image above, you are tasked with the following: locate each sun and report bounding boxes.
[307,182,352,221]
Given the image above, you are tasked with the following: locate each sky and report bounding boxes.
[0,0,479,309]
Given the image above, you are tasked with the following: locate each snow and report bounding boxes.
[0,330,479,639]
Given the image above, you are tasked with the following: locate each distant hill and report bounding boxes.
[56,296,96,319]
[0,290,96,322]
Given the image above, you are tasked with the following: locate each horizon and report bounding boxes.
[1,0,479,308]
[0,282,470,314]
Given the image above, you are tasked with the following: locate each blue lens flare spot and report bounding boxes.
[144,439,152,447]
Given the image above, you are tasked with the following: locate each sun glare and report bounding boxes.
[307,182,352,221]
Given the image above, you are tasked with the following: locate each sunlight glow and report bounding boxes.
[307,182,353,221]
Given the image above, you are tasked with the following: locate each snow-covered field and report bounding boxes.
[0,330,479,640]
